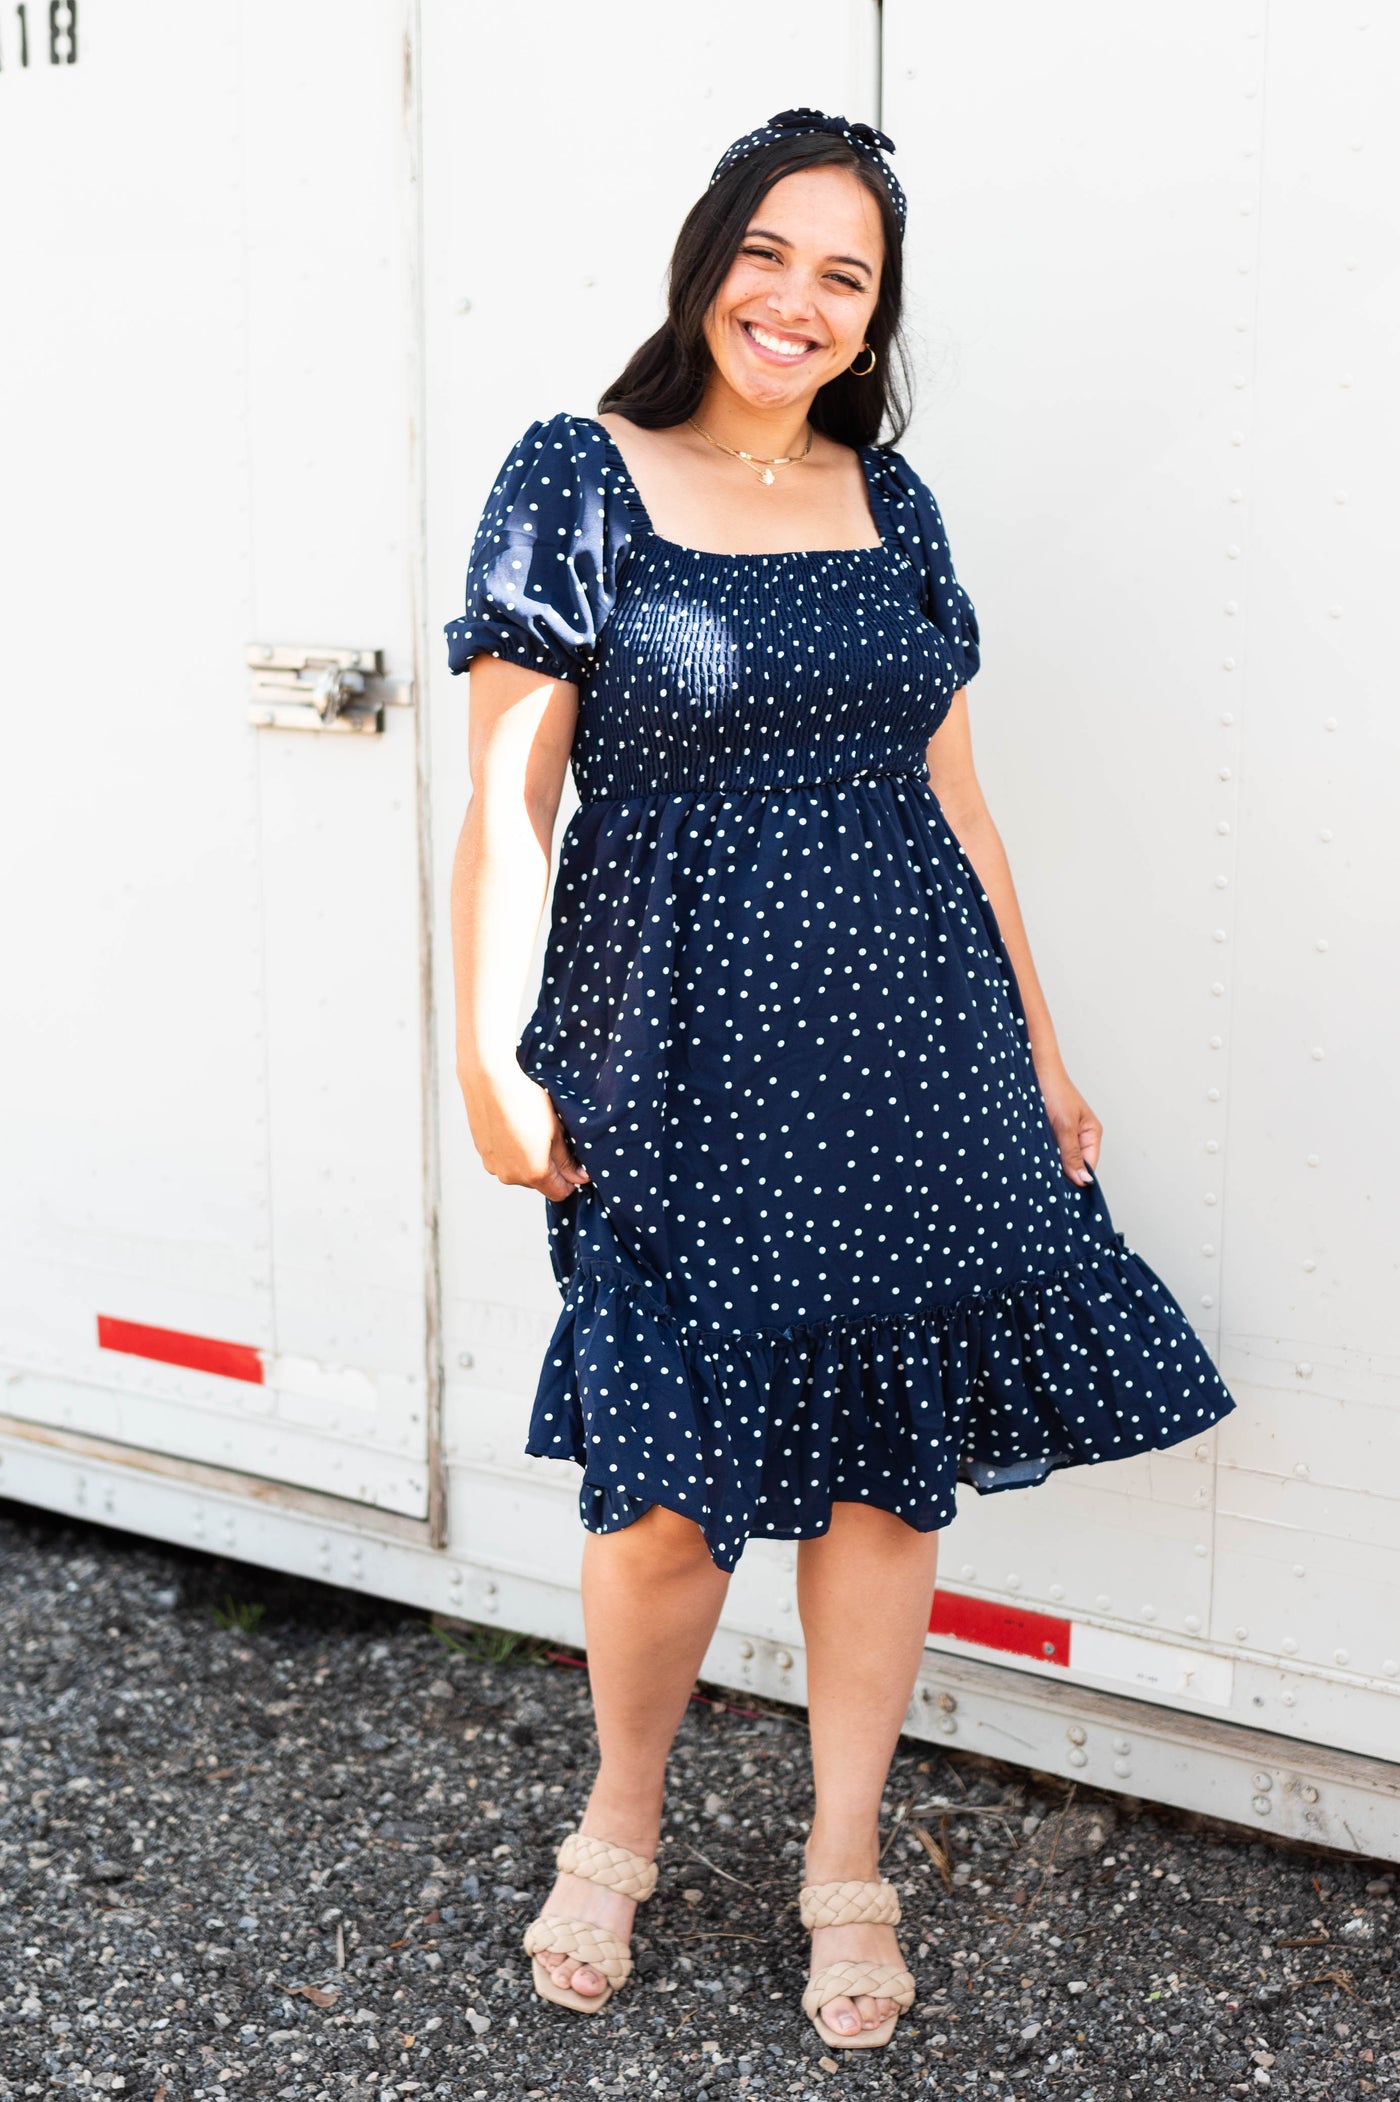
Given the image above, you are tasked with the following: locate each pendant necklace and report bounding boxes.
[687,416,813,486]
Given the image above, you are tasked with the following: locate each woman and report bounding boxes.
[446,108,1237,2050]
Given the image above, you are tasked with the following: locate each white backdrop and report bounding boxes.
[886,0,1400,1690]
[1,3,1396,1826]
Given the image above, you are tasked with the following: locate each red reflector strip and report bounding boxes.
[96,1315,265,1386]
[929,1588,1072,1668]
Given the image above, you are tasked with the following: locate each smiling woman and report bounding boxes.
[596,168,890,552]
[601,107,911,455]
[587,128,904,554]
[444,105,1237,2054]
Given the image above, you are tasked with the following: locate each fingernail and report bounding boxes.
[1077,1166,1094,1185]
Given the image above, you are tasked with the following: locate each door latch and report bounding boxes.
[246,645,412,733]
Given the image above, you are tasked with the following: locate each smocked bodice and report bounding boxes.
[568,535,963,801]
[443,412,982,803]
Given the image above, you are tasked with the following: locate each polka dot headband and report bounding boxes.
[708,106,907,237]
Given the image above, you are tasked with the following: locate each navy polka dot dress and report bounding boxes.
[445,412,1238,1573]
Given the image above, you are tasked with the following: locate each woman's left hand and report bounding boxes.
[1035,1057,1103,1187]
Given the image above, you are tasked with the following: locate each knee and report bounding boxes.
[801,1500,942,1581]
[610,1501,724,1580]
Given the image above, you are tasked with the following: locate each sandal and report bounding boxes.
[522,1829,659,2014]
[799,1876,918,2050]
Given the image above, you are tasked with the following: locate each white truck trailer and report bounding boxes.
[2,2,1396,1857]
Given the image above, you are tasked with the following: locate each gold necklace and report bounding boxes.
[687,416,813,486]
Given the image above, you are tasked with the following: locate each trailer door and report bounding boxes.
[0,3,434,1520]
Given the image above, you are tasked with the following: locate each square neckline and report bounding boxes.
[580,415,888,561]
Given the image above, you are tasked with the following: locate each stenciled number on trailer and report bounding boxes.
[0,0,78,67]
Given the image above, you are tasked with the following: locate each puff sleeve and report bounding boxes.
[879,448,982,688]
[443,412,632,684]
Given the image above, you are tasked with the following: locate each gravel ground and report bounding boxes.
[1,1499,1396,2102]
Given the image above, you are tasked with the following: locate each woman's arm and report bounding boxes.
[451,653,591,1200]
[926,691,1101,1184]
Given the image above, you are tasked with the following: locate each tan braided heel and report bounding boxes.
[522,1829,659,2014]
[799,1876,917,2050]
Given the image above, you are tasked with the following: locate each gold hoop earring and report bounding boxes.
[848,343,877,377]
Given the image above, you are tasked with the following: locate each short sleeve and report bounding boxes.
[876,448,982,687]
[443,412,632,684]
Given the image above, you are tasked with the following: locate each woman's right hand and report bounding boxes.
[460,1062,591,1202]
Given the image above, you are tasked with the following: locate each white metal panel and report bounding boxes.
[884,1,1400,1753]
[944,1459,1221,1631]
[0,2,431,1514]
[241,2,430,1503]
[1211,1,1400,1683]
[0,10,267,1412]
[421,0,882,1554]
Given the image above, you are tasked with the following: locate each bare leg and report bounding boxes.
[534,1504,731,1997]
[796,1502,941,2037]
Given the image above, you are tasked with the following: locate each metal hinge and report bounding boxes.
[245,645,413,733]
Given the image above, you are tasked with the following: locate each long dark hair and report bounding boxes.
[598,133,912,449]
